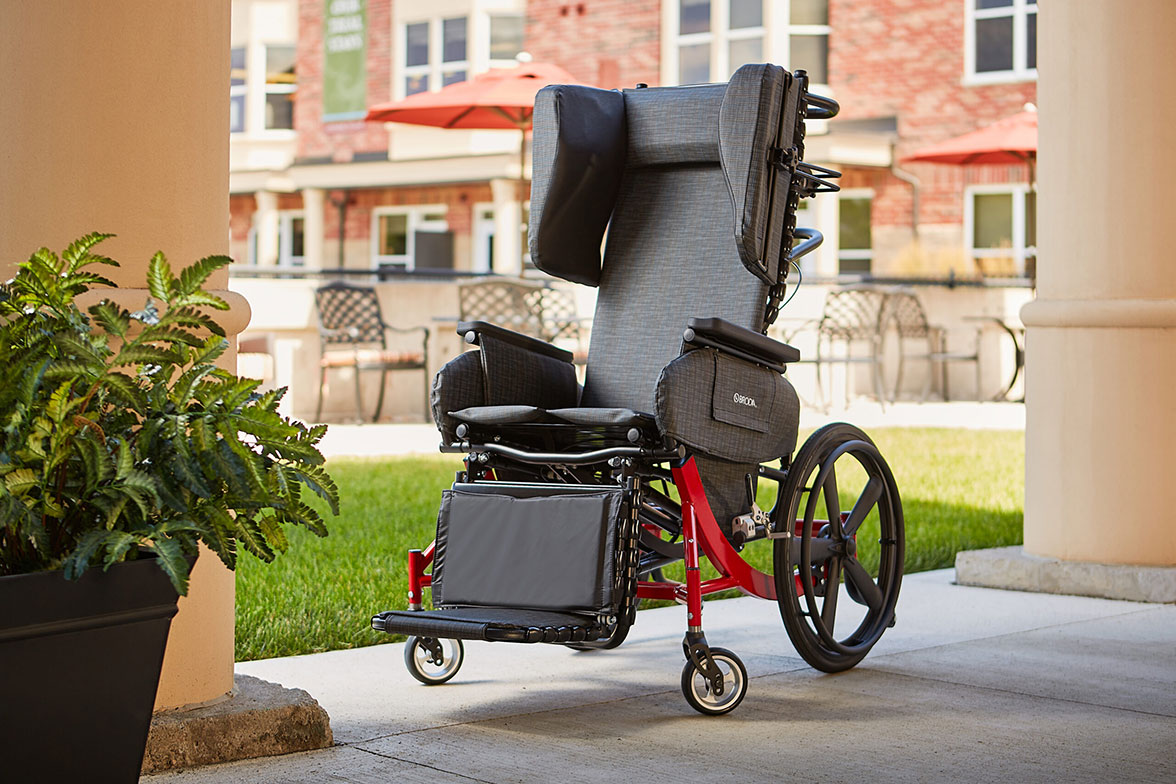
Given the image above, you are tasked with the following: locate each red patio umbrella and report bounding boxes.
[365,61,583,177]
[903,105,1038,184]
[905,105,1038,282]
[365,62,586,271]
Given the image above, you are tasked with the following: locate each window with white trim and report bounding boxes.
[402,17,468,96]
[278,211,305,267]
[965,185,1036,277]
[489,14,524,61]
[966,0,1036,83]
[400,12,523,99]
[670,0,828,86]
[371,206,449,271]
[838,190,873,275]
[264,45,297,130]
[230,47,247,133]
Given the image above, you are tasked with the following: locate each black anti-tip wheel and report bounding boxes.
[774,423,904,673]
[680,647,747,716]
[404,636,464,685]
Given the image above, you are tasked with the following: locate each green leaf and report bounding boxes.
[161,306,226,337]
[100,530,139,568]
[88,301,131,338]
[63,529,108,580]
[146,534,190,595]
[257,513,289,553]
[146,252,173,301]
[177,255,231,297]
[62,232,116,273]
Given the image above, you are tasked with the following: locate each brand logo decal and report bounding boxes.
[732,393,757,408]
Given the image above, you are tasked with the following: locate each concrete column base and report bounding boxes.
[956,546,1176,603]
[141,674,333,774]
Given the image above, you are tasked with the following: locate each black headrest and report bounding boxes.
[528,85,626,287]
[528,65,802,287]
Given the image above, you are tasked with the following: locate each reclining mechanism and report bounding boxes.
[373,65,905,715]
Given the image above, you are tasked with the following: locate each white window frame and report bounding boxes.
[837,188,874,275]
[230,46,247,134]
[472,202,496,273]
[662,1,830,87]
[278,211,305,268]
[398,16,471,99]
[964,0,1037,86]
[230,41,298,137]
[263,44,297,130]
[963,183,1036,276]
[370,205,449,272]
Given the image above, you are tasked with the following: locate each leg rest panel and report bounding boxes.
[372,608,608,644]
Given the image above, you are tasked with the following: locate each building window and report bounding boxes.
[490,15,524,61]
[372,206,449,271]
[966,0,1037,83]
[966,185,1036,277]
[669,1,828,86]
[264,45,297,129]
[401,17,469,97]
[838,192,873,275]
[230,47,247,133]
[278,212,305,268]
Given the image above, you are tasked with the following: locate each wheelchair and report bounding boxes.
[372,64,905,716]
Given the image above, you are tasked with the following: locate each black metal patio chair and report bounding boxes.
[313,282,428,422]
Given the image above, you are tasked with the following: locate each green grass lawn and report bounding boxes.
[234,428,1024,661]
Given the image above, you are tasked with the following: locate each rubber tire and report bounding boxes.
[680,647,748,716]
[774,423,904,673]
[404,636,464,685]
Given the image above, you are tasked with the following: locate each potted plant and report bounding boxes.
[0,234,339,782]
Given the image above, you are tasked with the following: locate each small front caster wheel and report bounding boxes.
[680,647,747,716]
[404,636,464,685]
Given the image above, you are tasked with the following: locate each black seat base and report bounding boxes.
[372,607,610,644]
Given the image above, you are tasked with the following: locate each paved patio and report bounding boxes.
[316,401,1027,459]
[144,568,1174,783]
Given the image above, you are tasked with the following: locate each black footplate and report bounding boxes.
[372,607,610,644]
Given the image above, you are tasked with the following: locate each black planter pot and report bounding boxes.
[0,555,187,783]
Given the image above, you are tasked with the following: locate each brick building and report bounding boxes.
[229,0,1037,281]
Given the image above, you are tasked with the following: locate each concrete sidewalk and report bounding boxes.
[317,401,1026,459]
[145,569,1174,783]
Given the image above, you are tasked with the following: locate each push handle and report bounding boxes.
[789,227,824,262]
[805,92,839,120]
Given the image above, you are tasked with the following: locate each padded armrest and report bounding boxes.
[457,320,573,363]
[683,317,800,371]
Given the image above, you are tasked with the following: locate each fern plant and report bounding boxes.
[0,233,339,594]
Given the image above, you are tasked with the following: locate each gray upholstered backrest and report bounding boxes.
[528,64,797,412]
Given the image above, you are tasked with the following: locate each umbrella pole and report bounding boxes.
[519,127,527,275]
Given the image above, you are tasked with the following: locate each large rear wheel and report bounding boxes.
[774,423,904,672]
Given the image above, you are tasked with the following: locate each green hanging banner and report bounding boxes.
[323,0,367,121]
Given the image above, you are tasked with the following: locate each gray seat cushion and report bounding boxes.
[450,405,655,429]
[547,408,654,428]
[450,405,546,425]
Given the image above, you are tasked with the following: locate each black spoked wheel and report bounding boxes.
[680,647,747,716]
[773,423,904,673]
[404,636,464,685]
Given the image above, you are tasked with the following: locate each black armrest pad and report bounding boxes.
[685,317,801,367]
[457,321,573,363]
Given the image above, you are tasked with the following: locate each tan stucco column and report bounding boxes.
[1021,1,1176,566]
[254,190,281,268]
[0,1,240,708]
[490,178,523,275]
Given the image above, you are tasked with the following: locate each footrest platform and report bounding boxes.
[372,607,609,644]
